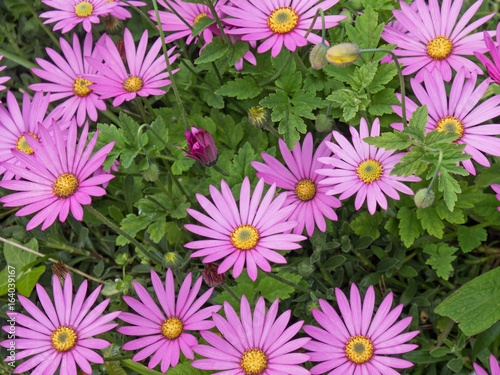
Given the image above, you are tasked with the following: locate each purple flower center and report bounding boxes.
[267,6,298,34]
[427,36,453,61]
[75,1,93,17]
[53,174,79,199]
[231,225,259,250]
[241,348,268,375]
[15,133,39,155]
[436,116,463,140]
[356,159,383,184]
[51,326,77,352]
[345,335,373,364]
[161,317,184,340]
[295,179,317,202]
[73,78,93,97]
[123,76,144,93]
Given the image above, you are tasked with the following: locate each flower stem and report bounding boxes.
[212,164,229,176]
[24,0,60,47]
[221,283,240,304]
[266,271,329,300]
[264,122,282,139]
[427,149,443,193]
[204,0,230,44]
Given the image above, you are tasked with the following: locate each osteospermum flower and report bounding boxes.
[118,269,221,373]
[304,284,419,374]
[184,177,306,281]
[474,355,500,375]
[30,33,106,126]
[475,24,500,85]
[392,68,500,175]
[40,0,117,33]
[85,28,178,107]
[251,133,341,236]
[0,122,115,230]
[316,118,420,215]
[105,0,146,20]
[492,184,500,211]
[0,55,10,96]
[192,295,311,375]
[381,0,495,81]
[222,0,347,57]
[0,274,121,374]
[0,91,65,180]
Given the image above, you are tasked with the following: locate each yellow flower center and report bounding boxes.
[345,335,373,364]
[194,13,207,24]
[231,225,259,250]
[268,6,298,34]
[356,159,383,184]
[53,174,79,199]
[295,179,317,202]
[436,116,464,140]
[51,326,77,352]
[248,106,268,128]
[15,133,39,155]
[161,317,184,340]
[75,1,94,18]
[241,349,268,375]
[427,36,453,60]
[73,78,93,97]
[123,76,144,93]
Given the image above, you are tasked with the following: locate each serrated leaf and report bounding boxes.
[438,171,461,211]
[391,147,427,177]
[369,88,397,115]
[195,36,229,64]
[417,207,444,238]
[363,131,411,150]
[370,63,397,93]
[191,16,215,37]
[227,41,249,66]
[402,105,428,143]
[345,6,384,50]
[423,243,457,280]
[435,267,500,335]
[397,206,421,247]
[258,272,304,302]
[457,226,487,253]
[230,142,256,180]
[350,211,383,240]
[215,76,263,99]
[118,214,150,245]
[349,62,378,92]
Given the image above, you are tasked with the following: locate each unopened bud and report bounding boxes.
[164,252,182,268]
[203,263,226,287]
[52,261,69,284]
[414,188,435,208]
[248,106,269,129]
[326,43,360,67]
[315,114,334,133]
[339,10,353,25]
[103,14,122,34]
[309,42,329,70]
[142,162,159,182]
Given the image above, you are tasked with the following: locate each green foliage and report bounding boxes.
[397,206,422,247]
[350,211,383,240]
[215,76,263,99]
[457,226,488,253]
[423,243,458,280]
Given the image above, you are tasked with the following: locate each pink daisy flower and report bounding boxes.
[192,295,311,375]
[222,0,347,57]
[381,0,495,81]
[303,284,419,374]
[118,269,221,373]
[492,184,500,211]
[251,133,341,237]
[475,355,500,375]
[0,122,115,230]
[40,0,117,33]
[0,273,121,375]
[0,91,65,181]
[392,68,500,175]
[105,0,146,20]
[475,24,500,85]
[0,55,10,96]
[85,28,178,107]
[93,160,119,189]
[184,177,306,281]
[316,118,421,215]
[29,32,107,127]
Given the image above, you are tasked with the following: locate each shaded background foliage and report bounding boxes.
[0,0,499,374]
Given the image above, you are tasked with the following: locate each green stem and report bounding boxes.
[101,110,120,126]
[319,8,326,44]
[143,97,157,117]
[152,0,191,130]
[204,0,230,44]
[264,122,282,139]
[293,51,308,73]
[104,355,134,362]
[221,283,241,304]
[0,48,36,70]
[427,150,443,193]
[360,48,407,128]
[121,0,158,29]
[259,54,293,87]
[353,249,376,270]
[212,164,230,176]
[163,161,196,207]
[24,0,60,47]
[266,272,329,300]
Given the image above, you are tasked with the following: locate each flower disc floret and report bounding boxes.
[194,12,207,24]
[436,116,464,139]
[162,317,183,340]
[51,326,78,352]
[75,1,93,17]
[241,349,268,375]
[356,159,383,184]
[73,78,93,97]
[53,173,79,199]
[345,336,373,364]
[295,179,317,201]
[231,225,259,250]
[16,133,39,155]
[123,76,144,93]
[268,7,298,34]
[427,36,453,60]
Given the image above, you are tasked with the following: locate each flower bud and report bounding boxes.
[309,42,329,70]
[103,14,122,34]
[52,261,69,284]
[248,106,269,129]
[315,114,335,133]
[414,188,435,208]
[164,252,182,269]
[142,162,159,182]
[326,43,360,67]
[203,263,226,287]
[180,127,218,166]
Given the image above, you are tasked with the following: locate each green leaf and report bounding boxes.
[457,226,487,253]
[191,16,215,37]
[195,37,229,64]
[230,142,256,181]
[349,62,378,92]
[3,238,37,271]
[391,147,427,177]
[435,267,500,335]
[105,361,128,375]
[227,41,250,66]
[369,88,398,116]
[257,272,305,302]
[402,105,428,143]
[350,211,383,240]
[121,360,164,375]
[16,266,45,297]
[215,76,263,99]
[370,63,397,93]
[363,131,411,151]
[213,273,256,310]
[397,206,422,247]
[438,171,461,212]
[423,243,458,280]
[417,206,444,238]
[345,6,384,50]
[117,214,151,245]
[147,221,168,243]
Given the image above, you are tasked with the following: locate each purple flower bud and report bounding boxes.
[181,127,218,166]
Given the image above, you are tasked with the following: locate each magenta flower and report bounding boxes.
[492,184,500,211]
[0,274,120,375]
[85,28,178,107]
[184,177,306,281]
[0,91,65,181]
[0,122,115,230]
[93,160,119,189]
[392,68,500,175]
[304,284,419,374]
[106,0,146,19]
[222,0,346,57]
[40,0,117,33]
[251,133,341,237]
[475,355,500,375]
[118,269,221,373]
[381,0,495,81]
[30,32,106,126]
[475,24,500,85]
[316,118,420,215]
[180,126,218,166]
[192,295,311,375]
[0,55,10,96]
